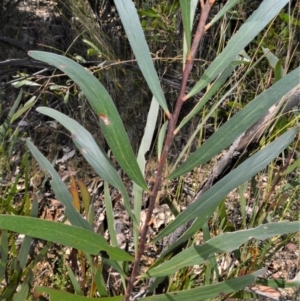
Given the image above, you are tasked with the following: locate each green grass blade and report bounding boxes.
[0,231,8,280]
[66,265,83,295]
[35,287,124,300]
[94,265,108,297]
[18,195,38,269]
[283,156,300,175]
[187,0,290,99]
[35,107,137,225]
[146,221,299,277]
[202,222,219,284]
[113,0,169,115]
[103,257,127,279]
[104,181,118,247]
[11,95,36,123]
[28,51,147,190]
[0,258,21,300]
[180,0,191,52]
[256,271,300,288]
[142,269,266,301]
[207,0,241,28]
[157,121,168,160]
[168,66,300,179]
[182,0,198,64]
[26,138,92,231]
[176,62,240,133]
[0,215,133,262]
[263,47,285,81]
[0,89,22,142]
[154,127,299,242]
[133,96,159,253]
[12,269,33,301]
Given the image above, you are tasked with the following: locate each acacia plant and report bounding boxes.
[0,0,300,300]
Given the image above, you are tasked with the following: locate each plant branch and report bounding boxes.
[124,1,216,300]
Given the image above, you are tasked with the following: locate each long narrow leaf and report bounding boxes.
[35,287,124,301]
[35,107,137,225]
[180,0,191,52]
[206,0,242,28]
[66,265,83,296]
[154,127,299,242]
[0,215,133,262]
[94,265,109,297]
[0,90,22,141]
[104,181,118,247]
[169,66,300,179]
[133,96,159,253]
[182,0,198,65]
[145,221,299,277]
[0,231,8,280]
[18,195,38,269]
[263,47,285,82]
[142,269,266,301]
[12,269,33,301]
[113,0,169,115]
[256,271,300,288]
[28,51,147,190]
[187,0,290,99]
[157,121,168,160]
[176,62,241,133]
[26,139,92,231]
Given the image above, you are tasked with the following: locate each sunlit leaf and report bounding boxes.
[11,95,36,123]
[18,195,38,269]
[187,0,290,99]
[0,90,22,141]
[35,287,124,301]
[113,0,169,115]
[0,231,8,279]
[133,96,159,252]
[146,222,300,277]
[26,139,92,231]
[154,127,299,242]
[175,62,240,133]
[180,0,191,52]
[206,0,241,28]
[0,216,133,262]
[94,265,109,297]
[28,51,147,190]
[256,271,300,288]
[35,108,137,225]
[12,269,33,301]
[169,67,300,179]
[263,47,285,82]
[66,265,83,296]
[142,269,266,301]
[157,121,168,160]
[104,181,118,247]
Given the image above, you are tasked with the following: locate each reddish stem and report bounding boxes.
[124,1,216,300]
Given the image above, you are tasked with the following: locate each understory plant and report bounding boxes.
[0,0,300,300]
